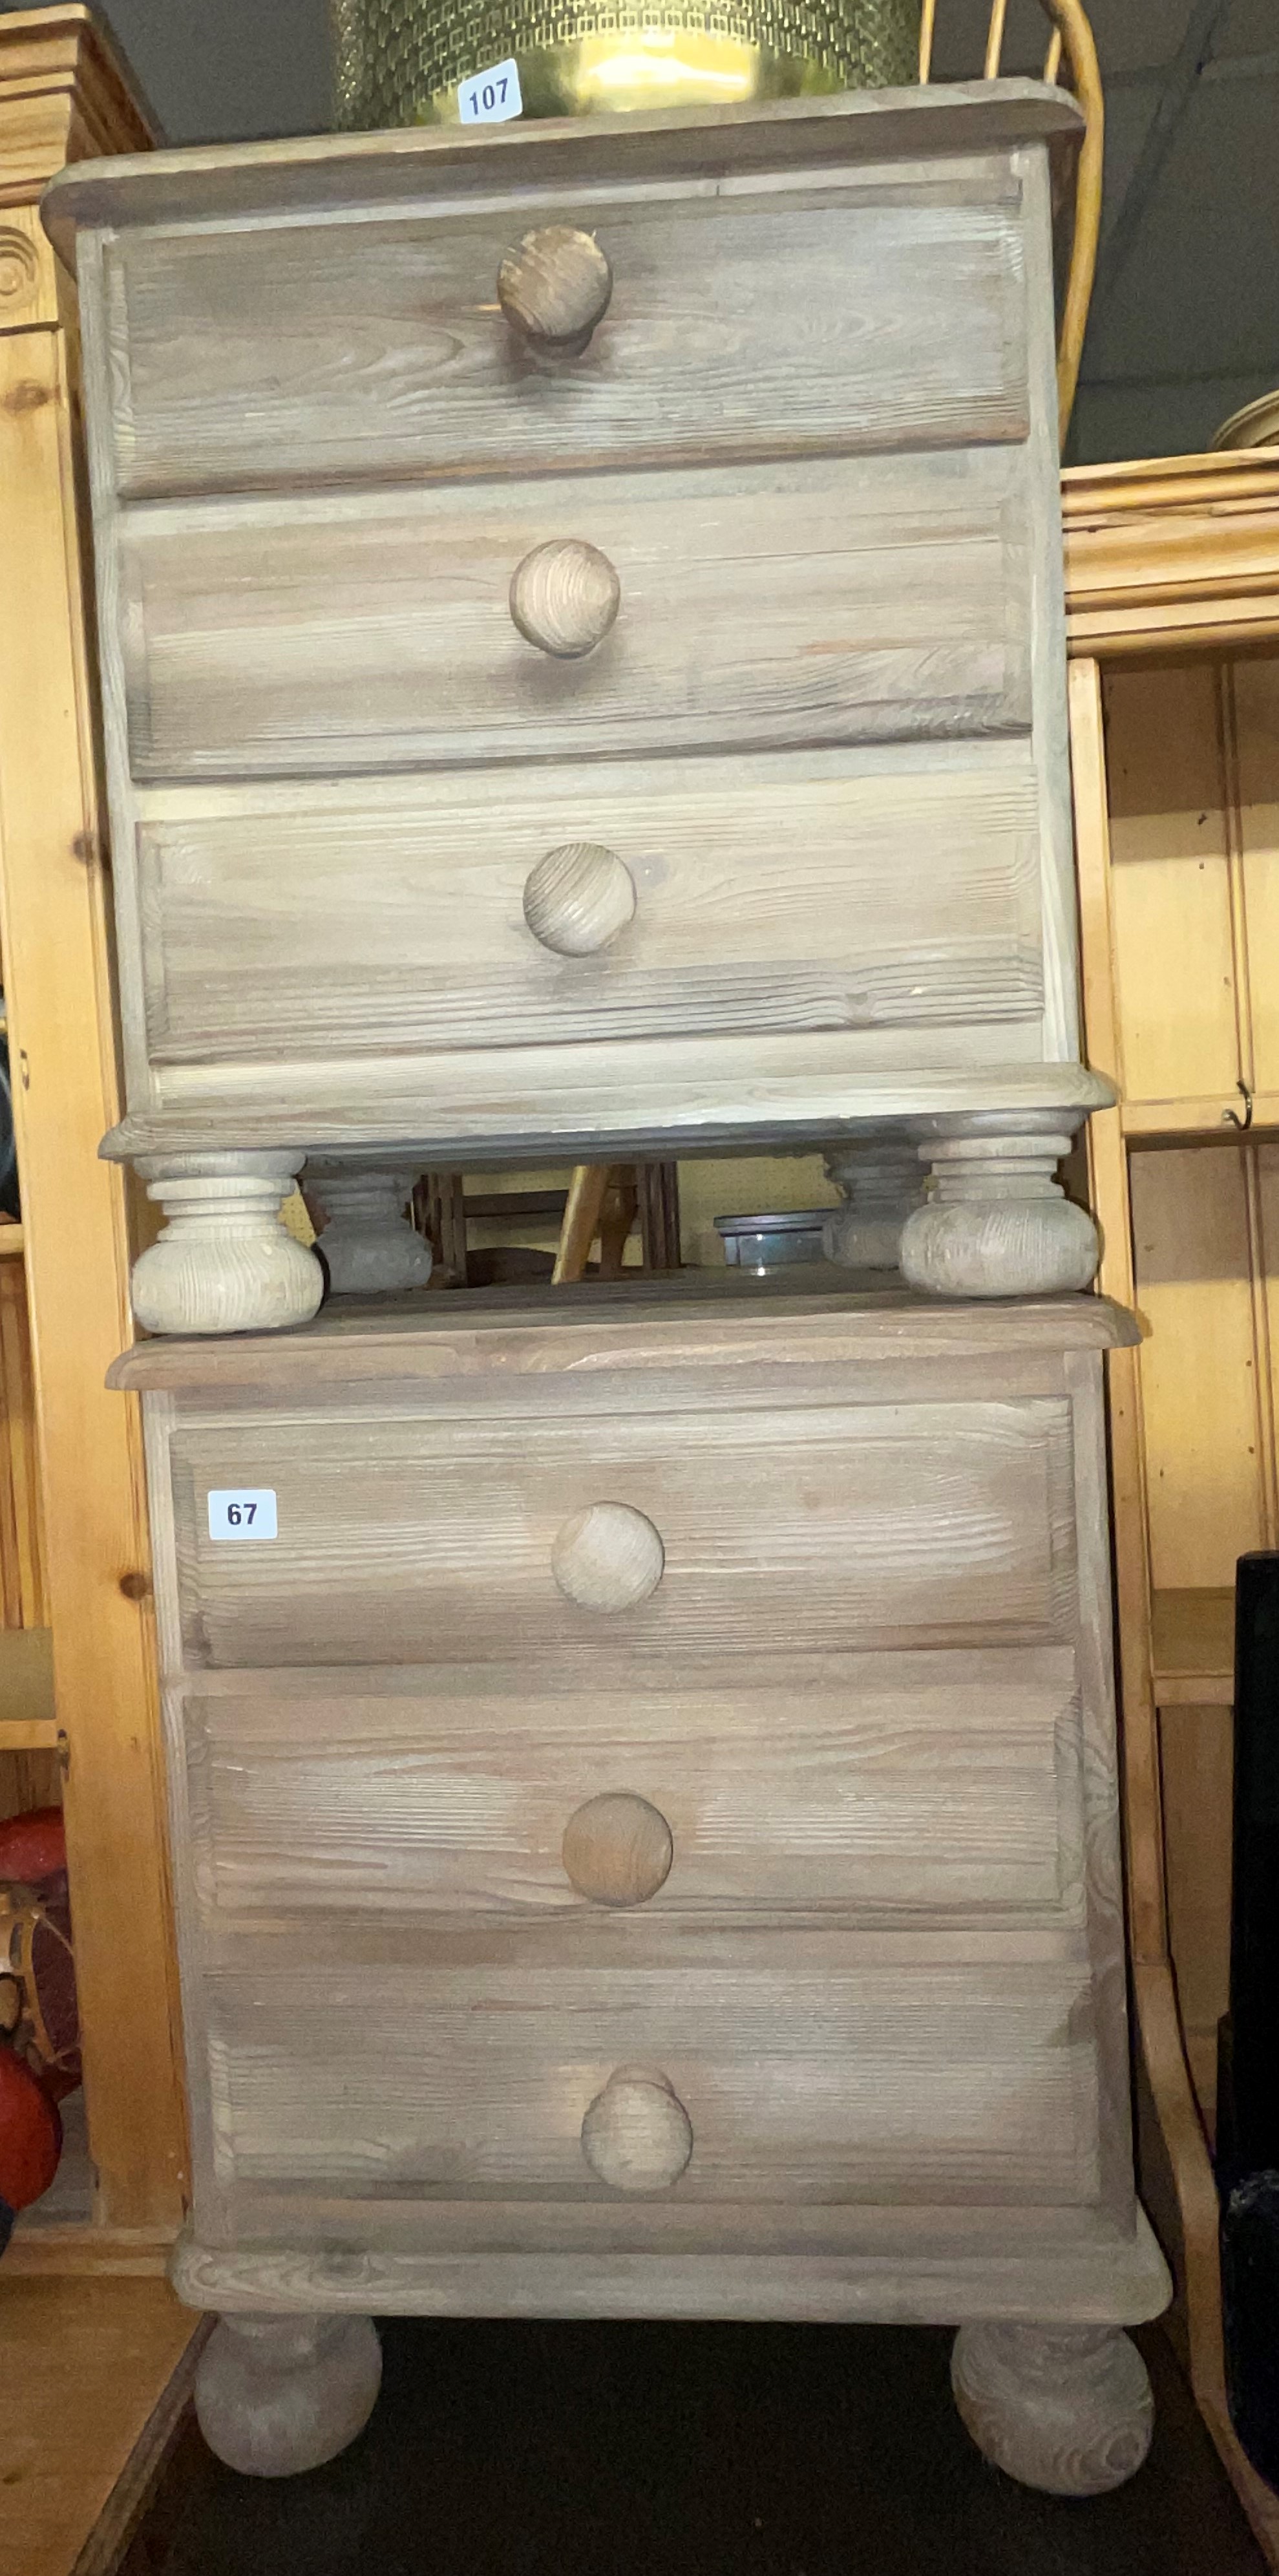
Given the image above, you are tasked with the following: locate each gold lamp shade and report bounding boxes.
[332,0,921,127]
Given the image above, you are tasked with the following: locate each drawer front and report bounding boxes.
[200,1953,1102,2208]
[101,179,1030,500]
[167,1398,1076,1669]
[138,754,1042,1065]
[118,448,1029,781]
[183,1650,1083,1924]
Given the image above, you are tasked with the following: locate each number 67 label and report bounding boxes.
[207,1489,277,1542]
[457,57,522,122]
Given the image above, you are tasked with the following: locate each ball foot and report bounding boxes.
[195,2312,381,2478]
[952,2321,1154,2495]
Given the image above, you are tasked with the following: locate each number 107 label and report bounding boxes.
[207,1489,277,1541]
[458,58,522,121]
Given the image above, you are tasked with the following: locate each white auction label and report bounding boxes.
[207,1489,277,1542]
[457,57,522,122]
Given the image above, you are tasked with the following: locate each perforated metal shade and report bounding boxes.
[332,0,920,127]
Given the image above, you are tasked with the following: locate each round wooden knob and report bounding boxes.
[562,1793,673,1908]
[581,2068,692,2193]
[523,843,636,957]
[510,540,620,660]
[497,226,613,357]
[551,1502,664,1613]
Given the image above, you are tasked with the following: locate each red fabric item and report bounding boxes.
[0,1807,65,1886]
[0,2043,61,2210]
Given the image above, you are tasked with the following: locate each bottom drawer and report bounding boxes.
[201,1952,1102,2211]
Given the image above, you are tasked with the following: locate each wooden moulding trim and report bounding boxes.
[1062,452,1279,520]
[1062,452,1279,658]
[42,80,1081,259]
[100,1063,1118,1168]
[106,1286,1141,1390]
[169,2206,1170,2325]
[0,5,153,208]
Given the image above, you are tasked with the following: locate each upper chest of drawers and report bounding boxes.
[47,89,1086,1162]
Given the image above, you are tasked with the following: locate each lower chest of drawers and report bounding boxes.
[124,1288,1144,2297]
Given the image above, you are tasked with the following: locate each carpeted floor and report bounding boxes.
[123,2318,1264,2575]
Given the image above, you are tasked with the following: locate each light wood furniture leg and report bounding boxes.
[597,1167,639,1280]
[132,1153,324,1336]
[195,2312,381,2478]
[951,2322,1154,2496]
[821,1138,924,1272]
[306,1164,432,1295]
[900,1115,1099,1297]
[552,1162,611,1284]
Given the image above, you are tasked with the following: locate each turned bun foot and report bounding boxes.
[132,1154,323,1336]
[902,1196,1099,1299]
[951,2322,1154,2496]
[900,1123,1100,1299]
[195,2312,381,2478]
[305,1166,431,1296]
[821,1139,924,1274]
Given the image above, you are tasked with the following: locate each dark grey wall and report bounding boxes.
[8,0,333,142]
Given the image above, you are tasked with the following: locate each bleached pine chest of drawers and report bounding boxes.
[45,84,1108,1334]
[109,1284,1167,2485]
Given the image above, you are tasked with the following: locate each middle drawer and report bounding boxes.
[181,1650,1083,1926]
[116,445,1028,780]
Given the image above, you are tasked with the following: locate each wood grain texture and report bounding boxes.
[1064,451,1279,660]
[193,2310,381,2479]
[550,1498,666,1613]
[1065,560,1279,2544]
[105,1050,1113,1171]
[1235,655,1279,1099]
[1150,1588,1234,1701]
[114,448,1030,782]
[198,1950,1103,2209]
[497,223,613,359]
[63,95,1083,1171]
[581,2070,694,2194]
[131,751,1045,1067]
[95,178,1028,499]
[509,537,620,660]
[0,2274,199,2576]
[109,1279,1141,1396]
[1160,1698,1232,2124]
[1130,1145,1265,1591]
[42,83,1083,254]
[130,1296,1150,2343]
[562,1791,675,1909]
[1103,663,1240,1112]
[164,1396,1077,1670]
[0,6,150,211]
[0,240,184,2229]
[952,2322,1154,2497]
[168,2208,1169,2327]
[178,1652,1082,1924]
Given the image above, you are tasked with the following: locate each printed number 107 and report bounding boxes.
[227,1501,256,1526]
[467,74,507,111]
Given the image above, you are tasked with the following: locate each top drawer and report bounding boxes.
[164,1395,1077,1670]
[96,175,1030,501]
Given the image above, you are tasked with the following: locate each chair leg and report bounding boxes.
[553,1164,611,1283]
